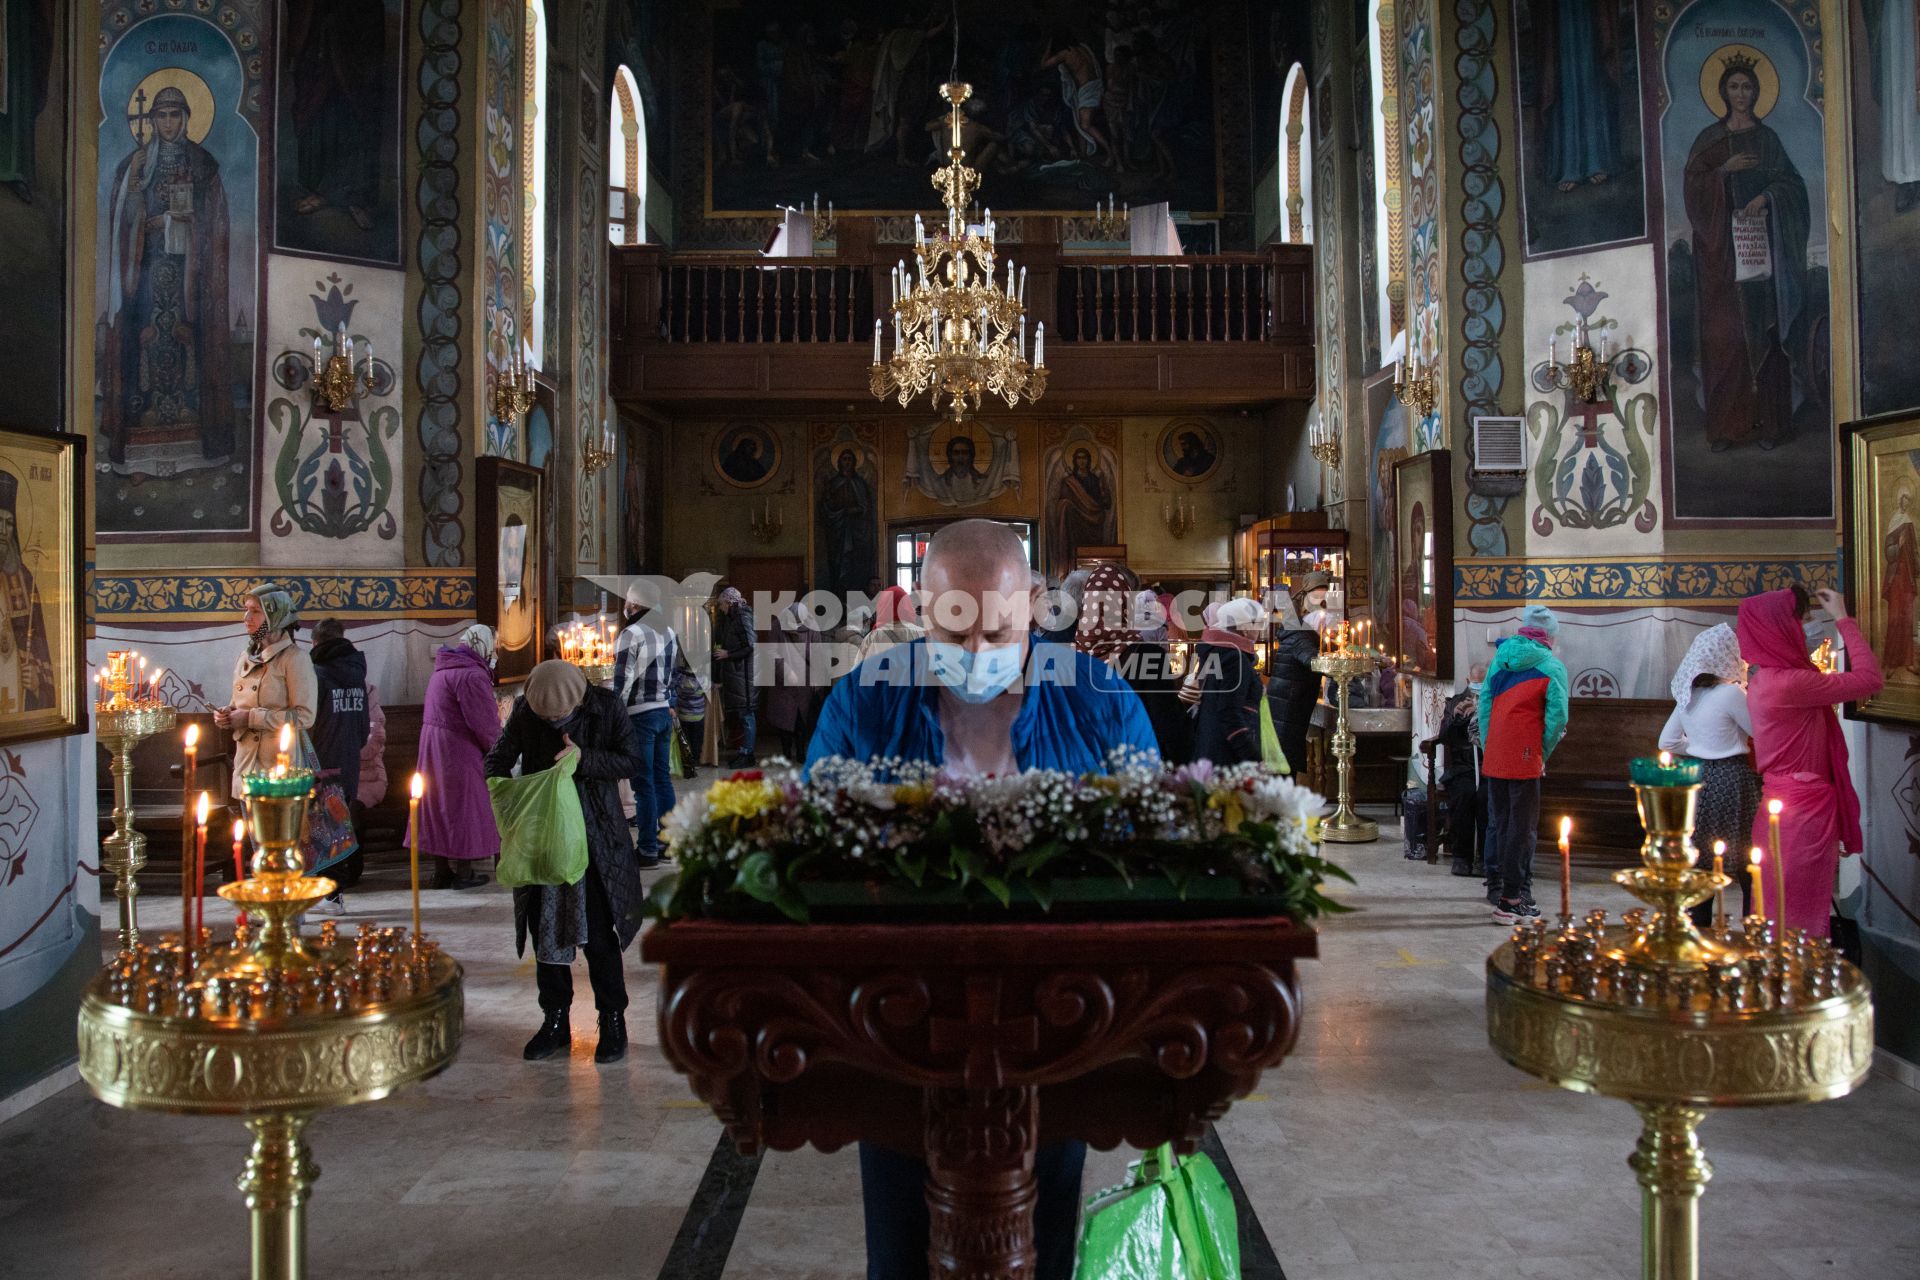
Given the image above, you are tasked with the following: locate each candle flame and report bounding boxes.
[232,818,246,842]
[194,791,210,825]
[278,723,294,754]
[1658,750,1672,767]
[1712,839,1726,856]
[184,723,200,748]
[1750,846,1765,867]
[1558,816,1572,841]
[410,772,425,800]
[1767,798,1783,816]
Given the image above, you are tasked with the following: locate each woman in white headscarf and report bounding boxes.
[1659,623,1757,917]
[414,622,502,890]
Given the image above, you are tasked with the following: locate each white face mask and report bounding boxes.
[927,640,1024,704]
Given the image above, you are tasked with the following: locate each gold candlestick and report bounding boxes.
[96,697,177,950]
[1310,647,1382,843]
[1487,764,1873,1280]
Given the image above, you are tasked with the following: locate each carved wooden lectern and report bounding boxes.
[644,917,1315,1279]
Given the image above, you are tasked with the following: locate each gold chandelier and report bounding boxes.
[870,82,1046,423]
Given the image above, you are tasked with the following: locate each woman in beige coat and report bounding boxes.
[213,584,329,909]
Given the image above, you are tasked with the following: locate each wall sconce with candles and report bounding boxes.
[490,350,536,434]
[1091,193,1130,240]
[309,325,374,414]
[1395,348,1439,421]
[809,192,837,240]
[1542,316,1612,404]
[583,422,616,477]
[749,499,784,544]
[1308,415,1341,469]
[1161,493,1195,539]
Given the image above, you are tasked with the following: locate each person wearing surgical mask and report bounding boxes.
[801,518,1157,1280]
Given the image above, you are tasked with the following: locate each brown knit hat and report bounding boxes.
[525,659,587,720]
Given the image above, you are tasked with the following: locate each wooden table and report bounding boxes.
[643,917,1316,1279]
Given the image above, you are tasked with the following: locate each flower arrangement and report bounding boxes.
[647,753,1352,924]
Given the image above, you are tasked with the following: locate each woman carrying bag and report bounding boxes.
[486,659,646,1064]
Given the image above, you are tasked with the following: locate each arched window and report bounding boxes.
[1368,1,1403,346]
[1279,63,1313,245]
[522,0,549,369]
[610,65,646,245]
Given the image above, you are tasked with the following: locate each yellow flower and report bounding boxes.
[892,782,933,808]
[1208,791,1246,834]
[707,777,782,822]
[1305,815,1322,845]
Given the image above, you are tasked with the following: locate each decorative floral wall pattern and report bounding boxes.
[415,0,467,567]
[1401,0,1443,451]
[482,0,520,461]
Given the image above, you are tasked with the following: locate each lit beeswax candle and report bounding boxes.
[1749,847,1766,920]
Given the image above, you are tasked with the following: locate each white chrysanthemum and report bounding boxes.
[660,788,711,849]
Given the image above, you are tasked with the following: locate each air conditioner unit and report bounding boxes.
[1471,415,1527,475]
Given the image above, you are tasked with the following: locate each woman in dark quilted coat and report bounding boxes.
[485,659,645,1064]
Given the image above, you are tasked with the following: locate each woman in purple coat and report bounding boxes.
[416,622,503,889]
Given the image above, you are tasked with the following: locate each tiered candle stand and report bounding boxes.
[1309,648,1382,842]
[77,765,463,1280]
[1486,762,1873,1280]
[95,648,179,949]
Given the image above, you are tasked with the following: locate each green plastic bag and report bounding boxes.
[668,716,688,777]
[1257,696,1291,774]
[489,752,590,887]
[1072,1144,1239,1280]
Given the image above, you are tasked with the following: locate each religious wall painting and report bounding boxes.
[1849,0,1920,417]
[1522,257,1660,548]
[477,457,543,686]
[711,422,782,490]
[1040,420,1120,580]
[1363,365,1408,632]
[1510,0,1647,257]
[888,418,1033,521]
[1392,449,1452,681]
[271,0,405,266]
[0,428,84,744]
[1842,411,1920,723]
[704,0,1221,216]
[1155,418,1221,485]
[96,14,263,539]
[810,421,880,597]
[262,263,404,563]
[0,0,65,435]
[1657,4,1832,524]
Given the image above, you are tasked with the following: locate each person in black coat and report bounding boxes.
[711,586,758,766]
[1188,598,1267,766]
[1265,578,1328,778]
[308,619,370,805]
[485,659,645,1064]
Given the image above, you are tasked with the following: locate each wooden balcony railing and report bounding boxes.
[1054,257,1277,342]
[657,260,874,343]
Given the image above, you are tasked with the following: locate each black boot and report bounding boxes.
[429,857,455,891]
[450,863,490,890]
[595,1011,628,1064]
[523,1009,570,1060]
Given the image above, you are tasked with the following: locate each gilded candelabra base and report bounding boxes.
[1487,776,1874,1280]
[96,704,177,950]
[1310,651,1381,843]
[239,1113,319,1280]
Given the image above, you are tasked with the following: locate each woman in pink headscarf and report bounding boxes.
[1737,586,1884,937]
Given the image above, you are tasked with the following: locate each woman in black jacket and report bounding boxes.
[1265,575,1329,777]
[485,659,645,1064]
[1188,598,1267,766]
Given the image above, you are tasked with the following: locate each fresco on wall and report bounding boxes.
[1363,366,1407,630]
[811,421,880,596]
[1510,0,1646,257]
[887,418,1034,521]
[705,0,1221,215]
[97,13,262,538]
[272,0,404,266]
[0,0,64,435]
[1658,1,1831,522]
[1040,420,1120,578]
[1851,1,1920,416]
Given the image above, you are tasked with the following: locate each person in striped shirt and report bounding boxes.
[613,582,679,870]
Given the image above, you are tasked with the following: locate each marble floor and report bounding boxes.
[4,808,1919,1279]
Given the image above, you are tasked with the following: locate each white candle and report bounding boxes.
[1018,266,1027,307]
[873,320,882,364]
[1035,322,1045,367]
